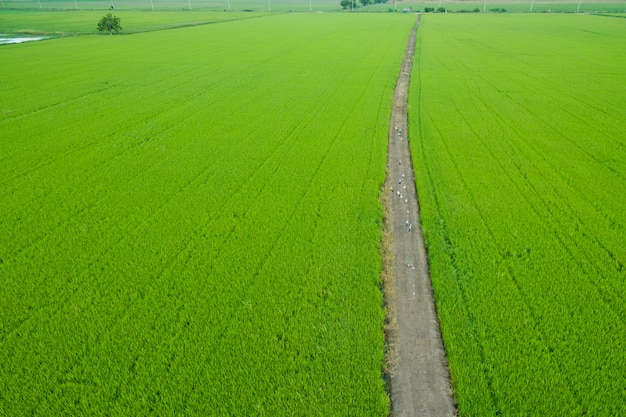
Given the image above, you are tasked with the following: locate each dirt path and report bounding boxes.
[383,15,457,417]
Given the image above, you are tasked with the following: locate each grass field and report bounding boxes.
[410,13,626,416]
[0,12,415,415]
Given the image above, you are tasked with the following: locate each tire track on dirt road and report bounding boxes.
[384,15,457,417]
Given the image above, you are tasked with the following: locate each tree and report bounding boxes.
[97,13,122,35]
[340,0,352,9]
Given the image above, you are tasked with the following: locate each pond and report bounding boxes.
[0,35,49,45]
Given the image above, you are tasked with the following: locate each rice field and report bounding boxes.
[0,0,343,11]
[2,0,625,12]
[0,10,265,34]
[2,8,626,417]
[410,13,626,416]
[0,12,414,415]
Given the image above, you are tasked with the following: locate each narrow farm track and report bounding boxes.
[384,15,456,417]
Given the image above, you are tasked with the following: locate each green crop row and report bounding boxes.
[410,14,626,416]
[0,13,414,415]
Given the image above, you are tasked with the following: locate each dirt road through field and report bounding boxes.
[384,15,457,417]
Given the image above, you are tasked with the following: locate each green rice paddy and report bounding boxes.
[1,8,625,417]
[411,13,626,416]
[1,12,413,415]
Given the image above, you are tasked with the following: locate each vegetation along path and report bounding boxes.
[384,15,456,417]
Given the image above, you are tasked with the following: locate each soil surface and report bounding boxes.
[384,15,457,417]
